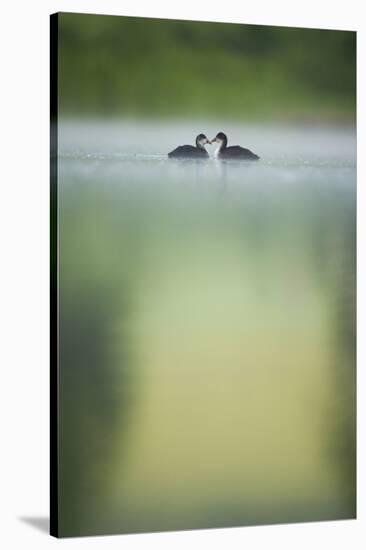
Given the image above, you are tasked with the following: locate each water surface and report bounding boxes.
[57,120,356,537]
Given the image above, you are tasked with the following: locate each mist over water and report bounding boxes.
[57,119,356,536]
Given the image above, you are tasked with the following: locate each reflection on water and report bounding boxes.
[57,120,356,537]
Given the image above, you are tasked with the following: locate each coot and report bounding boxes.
[168,134,210,159]
[211,132,259,160]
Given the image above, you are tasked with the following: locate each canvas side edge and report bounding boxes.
[50,12,59,539]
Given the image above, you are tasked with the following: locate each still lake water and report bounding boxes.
[57,120,356,536]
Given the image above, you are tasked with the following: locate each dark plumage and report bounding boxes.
[211,132,259,160]
[168,134,210,159]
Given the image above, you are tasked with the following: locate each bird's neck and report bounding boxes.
[220,137,227,150]
[216,139,227,155]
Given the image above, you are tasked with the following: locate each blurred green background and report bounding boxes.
[58,13,356,122]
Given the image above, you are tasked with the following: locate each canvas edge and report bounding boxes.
[50,11,59,539]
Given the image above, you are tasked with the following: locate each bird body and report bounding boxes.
[168,134,210,159]
[211,132,259,160]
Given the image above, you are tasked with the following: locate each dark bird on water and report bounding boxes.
[168,134,210,159]
[211,132,259,160]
